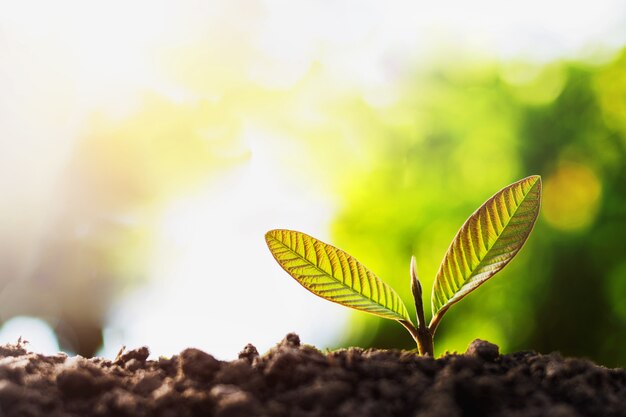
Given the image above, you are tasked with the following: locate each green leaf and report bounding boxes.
[430,175,542,331]
[266,229,412,322]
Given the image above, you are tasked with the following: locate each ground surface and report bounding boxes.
[0,334,624,417]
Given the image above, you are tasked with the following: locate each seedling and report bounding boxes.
[265,176,541,355]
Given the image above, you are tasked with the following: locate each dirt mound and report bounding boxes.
[0,334,624,417]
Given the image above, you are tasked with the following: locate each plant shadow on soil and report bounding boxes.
[0,334,624,417]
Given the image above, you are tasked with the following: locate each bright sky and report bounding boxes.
[1,0,625,358]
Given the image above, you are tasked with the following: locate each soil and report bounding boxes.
[0,334,624,417]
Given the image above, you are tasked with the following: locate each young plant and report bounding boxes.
[265,175,542,355]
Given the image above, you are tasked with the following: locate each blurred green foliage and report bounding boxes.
[326,49,626,367]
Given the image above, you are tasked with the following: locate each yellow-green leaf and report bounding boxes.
[430,175,542,331]
[266,229,412,322]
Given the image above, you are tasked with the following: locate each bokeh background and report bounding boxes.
[1,0,625,367]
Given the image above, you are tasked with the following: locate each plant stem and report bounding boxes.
[399,320,434,356]
[417,326,434,356]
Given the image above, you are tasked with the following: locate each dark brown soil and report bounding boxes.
[0,334,624,417]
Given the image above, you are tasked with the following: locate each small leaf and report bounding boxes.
[410,256,426,329]
[266,229,412,322]
[430,176,542,331]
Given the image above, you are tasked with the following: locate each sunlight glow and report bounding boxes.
[102,126,346,359]
[1,0,625,359]
[0,317,60,355]
[543,163,602,232]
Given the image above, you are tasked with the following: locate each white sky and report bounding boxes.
[1,0,625,358]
